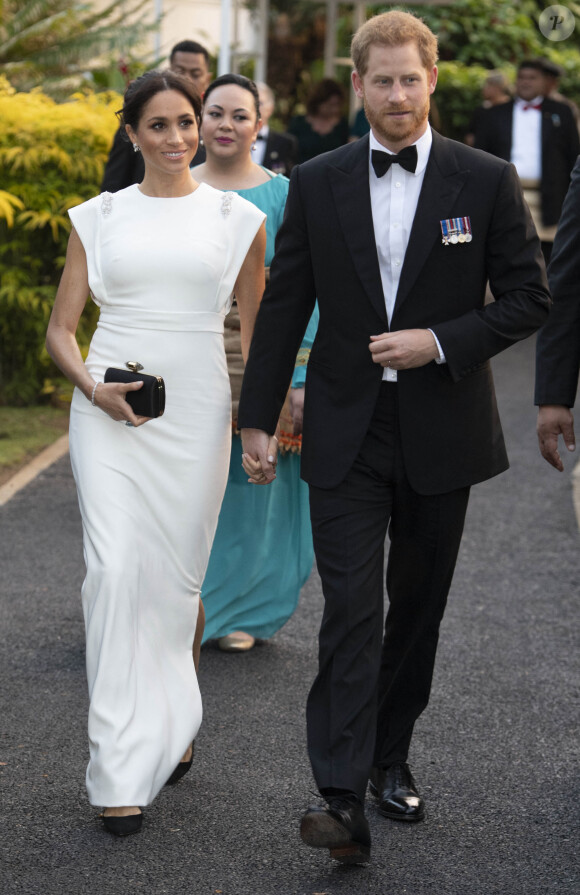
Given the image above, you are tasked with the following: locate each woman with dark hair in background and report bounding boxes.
[193,74,317,652]
[287,78,350,163]
[46,70,267,836]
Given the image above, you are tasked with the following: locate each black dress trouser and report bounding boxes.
[307,382,470,803]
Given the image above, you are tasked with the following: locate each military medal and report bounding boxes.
[462,216,473,242]
[440,216,472,245]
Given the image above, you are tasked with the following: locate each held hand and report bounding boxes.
[537,405,576,471]
[289,387,305,435]
[241,428,278,485]
[369,329,439,369]
[93,380,151,427]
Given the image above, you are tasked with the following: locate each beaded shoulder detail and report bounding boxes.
[101,192,113,216]
[220,191,234,218]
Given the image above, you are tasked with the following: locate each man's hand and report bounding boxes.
[369,329,439,369]
[241,428,278,484]
[289,387,305,435]
[537,405,576,471]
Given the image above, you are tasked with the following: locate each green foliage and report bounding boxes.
[0,77,120,405]
[412,0,545,66]
[409,0,580,68]
[0,0,155,97]
[434,62,511,140]
[0,405,69,473]
[539,43,580,103]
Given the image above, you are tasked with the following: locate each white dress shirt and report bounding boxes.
[368,125,442,381]
[511,96,543,181]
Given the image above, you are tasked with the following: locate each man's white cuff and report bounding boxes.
[428,329,446,364]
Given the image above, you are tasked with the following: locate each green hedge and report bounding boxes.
[0,77,120,405]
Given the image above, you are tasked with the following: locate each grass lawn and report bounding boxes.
[0,406,69,486]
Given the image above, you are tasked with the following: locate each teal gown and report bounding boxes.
[201,171,317,641]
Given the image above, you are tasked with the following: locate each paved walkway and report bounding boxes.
[0,336,578,894]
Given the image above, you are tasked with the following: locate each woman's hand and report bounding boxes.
[93,381,152,427]
[241,431,278,484]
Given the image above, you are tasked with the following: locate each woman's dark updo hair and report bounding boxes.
[202,74,261,121]
[117,70,202,135]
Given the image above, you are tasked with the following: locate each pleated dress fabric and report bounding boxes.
[68,183,265,807]
[201,173,316,642]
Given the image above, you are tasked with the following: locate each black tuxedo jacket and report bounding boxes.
[473,98,579,226]
[238,131,550,494]
[261,130,297,177]
[536,154,580,406]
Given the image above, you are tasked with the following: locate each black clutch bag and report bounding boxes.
[104,361,165,418]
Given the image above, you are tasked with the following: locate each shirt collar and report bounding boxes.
[515,95,544,109]
[369,125,432,176]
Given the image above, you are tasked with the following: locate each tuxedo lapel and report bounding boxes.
[394,132,469,316]
[327,136,388,325]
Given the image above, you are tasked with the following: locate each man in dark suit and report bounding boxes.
[536,155,580,469]
[238,11,550,864]
[252,82,297,176]
[101,40,211,192]
[474,59,579,260]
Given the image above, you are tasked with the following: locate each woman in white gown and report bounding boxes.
[46,70,269,836]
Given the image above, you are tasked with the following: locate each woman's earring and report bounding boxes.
[199,138,204,146]
[133,143,140,153]
[251,143,256,151]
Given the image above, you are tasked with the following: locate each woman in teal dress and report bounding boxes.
[193,74,317,651]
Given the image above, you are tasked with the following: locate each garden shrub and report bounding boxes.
[0,76,120,405]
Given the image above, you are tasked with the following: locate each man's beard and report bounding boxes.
[363,93,430,147]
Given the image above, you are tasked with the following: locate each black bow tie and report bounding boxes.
[371,145,418,177]
[256,133,266,140]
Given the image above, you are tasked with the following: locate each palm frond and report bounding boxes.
[0,0,156,94]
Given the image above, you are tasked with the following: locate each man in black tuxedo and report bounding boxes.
[536,155,580,469]
[101,40,211,192]
[474,59,579,261]
[252,82,297,176]
[238,11,549,864]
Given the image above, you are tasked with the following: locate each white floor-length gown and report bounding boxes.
[68,183,265,807]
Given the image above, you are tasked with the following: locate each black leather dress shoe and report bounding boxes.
[369,762,425,822]
[300,797,371,864]
[102,811,143,836]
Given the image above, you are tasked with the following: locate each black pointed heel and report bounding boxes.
[165,741,194,786]
[102,811,143,837]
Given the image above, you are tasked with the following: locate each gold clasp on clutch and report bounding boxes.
[125,361,144,373]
